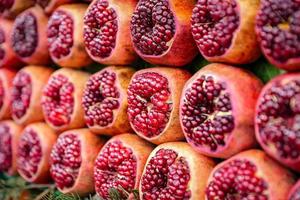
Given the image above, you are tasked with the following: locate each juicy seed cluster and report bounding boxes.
[127,72,172,138]
[17,128,42,179]
[83,70,120,127]
[130,0,175,56]
[141,149,191,199]
[206,159,268,199]
[84,0,118,58]
[0,0,14,13]
[11,12,38,57]
[47,10,74,59]
[0,124,12,172]
[0,27,5,60]
[181,75,234,151]
[50,133,81,189]
[290,187,300,200]
[36,0,50,8]
[94,140,137,198]
[256,0,300,63]
[0,79,4,110]
[11,71,32,119]
[256,79,300,159]
[42,74,74,127]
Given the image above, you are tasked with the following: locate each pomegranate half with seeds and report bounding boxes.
[83,0,138,65]
[12,66,53,125]
[11,6,51,65]
[130,0,198,66]
[256,0,300,71]
[17,122,57,183]
[139,142,216,199]
[0,120,23,175]
[127,67,191,144]
[0,0,34,18]
[0,18,24,68]
[42,68,89,132]
[83,66,135,135]
[0,68,16,120]
[191,0,261,64]
[37,0,76,15]
[94,133,154,198]
[289,180,300,200]
[47,4,92,68]
[180,63,263,158]
[206,149,295,199]
[50,129,106,196]
[255,73,300,172]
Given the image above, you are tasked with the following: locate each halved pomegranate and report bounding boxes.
[206,149,295,199]
[94,133,154,198]
[180,63,263,158]
[17,122,57,183]
[83,0,138,65]
[255,73,300,172]
[47,4,93,68]
[256,0,300,71]
[139,142,216,199]
[0,18,24,68]
[127,67,191,144]
[0,120,23,175]
[37,0,76,15]
[0,68,16,120]
[191,0,261,64]
[50,128,106,196]
[289,180,300,200]
[0,0,34,18]
[42,68,90,132]
[130,0,198,66]
[12,65,53,125]
[11,6,51,65]
[83,66,135,135]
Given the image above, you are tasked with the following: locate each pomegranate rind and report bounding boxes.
[0,68,16,119]
[39,0,76,15]
[0,0,34,19]
[288,180,300,200]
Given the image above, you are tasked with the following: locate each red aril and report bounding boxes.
[0,68,16,119]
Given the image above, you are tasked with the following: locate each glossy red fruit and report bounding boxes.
[206,149,295,200]
[83,66,135,135]
[180,63,263,158]
[47,4,93,68]
[42,68,89,132]
[12,66,53,125]
[139,142,216,199]
[127,67,191,144]
[0,0,34,18]
[288,180,300,200]
[0,120,23,175]
[11,6,51,65]
[37,0,77,15]
[94,133,154,198]
[50,128,106,196]
[83,0,138,65]
[255,73,300,172]
[17,122,57,183]
[256,0,300,71]
[0,68,16,119]
[0,18,24,68]
[130,0,198,66]
[191,0,261,64]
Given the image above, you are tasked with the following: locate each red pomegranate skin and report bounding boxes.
[37,0,76,15]
[289,180,300,200]
[180,63,263,158]
[127,67,191,144]
[205,149,295,200]
[0,0,34,19]
[255,73,300,172]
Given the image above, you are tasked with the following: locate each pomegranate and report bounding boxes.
[0,18,24,68]
[12,65,53,125]
[0,68,16,119]
[17,122,57,183]
[0,0,34,18]
[94,133,154,198]
[180,63,263,158]
[191,0,261,64]
[83,0,138,65]
[206,149,295,199]
[0,120,23,175]
[139,142,216,199]
[130,0,198,66]
[127,67,191,144]
[47,4,93,68]
[289,180,300,200]
[42,68,90,132]
[50,128,106,196]
[11,6,51,65]
[83,66,135,135]
[256,0,300,71]
[255,73,300,172]
[36,0,77,15]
